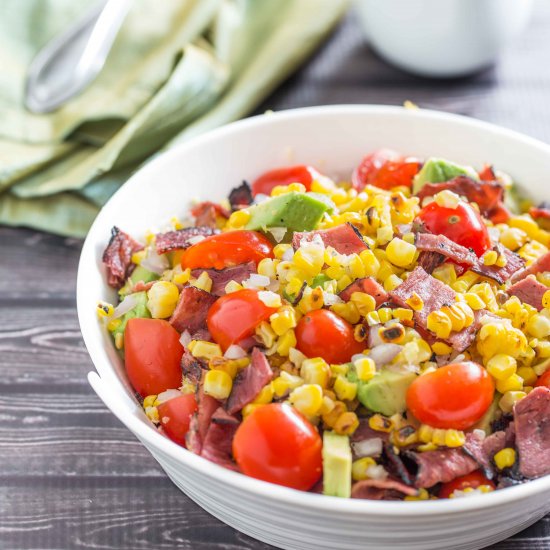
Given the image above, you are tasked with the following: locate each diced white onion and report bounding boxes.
[140,248,169,275]
[179,330,192,348]
[323,292,343,306]
[258,290,282,307]
[224,344,247,359]
[473,429,486,440]
[243,273,271,288]
[267,280,280,293]
[352,438,383,458]
[187,235,206,245]
[365,465,388,481]
[113,293,140,319]
[156,389,182,404]
[368,343,402,367]
[267,227,287,243]
[282,248,294,261]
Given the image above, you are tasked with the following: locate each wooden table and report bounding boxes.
[2,3,550,549]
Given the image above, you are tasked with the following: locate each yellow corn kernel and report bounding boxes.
[495,253,508,268]
[145,405,159,423]
[241,403,263,419]
[173,267,191,285]
[368,413,393,433]
[392,426,418,447]
[432,429,447,447]
[359,249,381,277]
[496,374,524,393]
[406,292,424,311]
[445,429,466,448]
[273,243,291,259]
[527,313,550,338]
[463,292,486,311]
[270,307,297,336]
[477,322,527,359]
[254,321,276,348]
[285,276,304,298]
[334,411,360,436]
[537,340,550,358]
[322,401,347,428]
[355,357,376,382]
[365,310,381,326]
[440,304,467,332]
[320,395,335,415]
[298,287,325,314]
[377,225,394,245]
[204,369,233,399]
[147,281,180,319]
[325,264,345,280]
[418,424,434,444]
[542,290,550,309]
[426,310,452,339]
[330,363,349,377]
[486,354,517,381]
[517,366,538,386]
[499,390,526,413]
[301,357,331,388]
[386,237,417,267]
[482,250,498,266]
[107,318,122,332]
[293,246,324,278]
[417,442,439,453]
[405,488,431,501]
[433,189,461,209]
[330,302,361,324]
[352,457,377,481]
[347,254,367,280]
[257,258,279,279]
[337,274,353,292]
[289,347,307,368]
[334,375,358,401]
[288,384,323,416]
[271,182,306,196]
[227,209,251,228]
[509,215,540,238]
[189,340,223,360]
[143,394,158,408]
[276,329,297,356]
[251,383,274,405]
[494,448,516,470]
[96,301,114,319]
[191,271,213,293]
[350,292,376,316]
[354,324,368,342]
[432,263,458,286]
[500,227,527,251]
[384,274,403,292]
[432,342,453,355]
[224,280,243,294]
[208,357,238,379]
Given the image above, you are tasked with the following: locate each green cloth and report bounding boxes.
[0,0,347,237]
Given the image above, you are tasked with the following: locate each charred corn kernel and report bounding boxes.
[354,324,368,342]
[334,411,360,436]
[143,394,157,408]
[432,263,457,286]
[257,258,279,278]
[251,384,274,405]
[418,424,434,444]
[393,308,414,322]
[378,323,405,344]
[482,250,498,266]
[331,302,361,324]
[145,406,159,423]
[189,340,223,360]
[322,401,347,428]
[432,342,453,355]
[173,267,191,285]
[464,292,486,311]
[354,357,376,382]
[298,287,324,313]
[499,390,526,413]
[427,310,452,339]
[365,311,381,326]
[271,182,306,196]
[368,414,393,433]
[406,292,424,311]
[270,308,297,336]
[392,425,418,447]
[227,209,251,228]
[445,429,466,448]
[486,354,517,380]
[494,448,516,470]
[96,301,114,318]
[147,281,179,318]
[191,271,213,293]
[350,292,376,315]
[517,366,538,386]
[289,384,323,416]
[527,313,550,338]
[359,249,381,277]
[352,457,377,481]
[384,274,403,292]
[276,329,297,356]
[496,374,524,393]
[334,375,358,401]
[208,356,247,379]
[114,333,124,349]
[273,243,291,259]
[300,357,331,388]
[386,238,417,267]
[204,369,233,399]
[242,403,263,419]
[107,318,122,332]
[434,190,461,209]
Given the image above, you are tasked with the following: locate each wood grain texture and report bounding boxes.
[2,1,550,548]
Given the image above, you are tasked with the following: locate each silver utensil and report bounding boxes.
[25,0,132,114]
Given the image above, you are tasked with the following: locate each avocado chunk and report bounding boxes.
[111,291,151,342]
[357,369,416,416]
[322,431,352,498]
[472,396,501,435]
[413,157,479,194]
[312,273,330,288]
[245,192,330,233]
[119,266,159,297]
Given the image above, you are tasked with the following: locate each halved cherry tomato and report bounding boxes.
[124,318,183,397]
[251,165,315,196]
[233,403,322,490]
[207,289,277,351]
[478,164,496,182]
[438,471,496,499]
[535,370,550,388]
[157,394,198,446]
[406,362,494,430]
[352,149,421,191]
[295,309,364,364]
[181,230,273,270]
[416,201,491,257]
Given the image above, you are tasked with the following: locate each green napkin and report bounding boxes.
[0,0,347,237]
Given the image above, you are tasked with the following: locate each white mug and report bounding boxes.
[355,0,534,78]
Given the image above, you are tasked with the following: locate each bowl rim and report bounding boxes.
[78,104,550,517]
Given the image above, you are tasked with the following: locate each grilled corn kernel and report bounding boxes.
[445,429,466,448]
[434,190,461,209]
[350,292,376,316]
[378,323,405,344]
[386,238,417,267]
[348,254,367,279]
[322,401,347,428]
[393,307,414,322]
[406,292,424,311]
[298,286,325,313]
[499,391,527,413]
[289,384,323,416]
[334,411,360,436]
[463,292,486,311]
[301,357,331,388]
[477,322,527,359]
[337,274,353,292]
[352,457,377,481]
[486,354,517,381]
[334,375,358,401]
[496,374,524,394]
[392,425,418,447]
[417,442,439,453]
[96,301,114,318]
[418,424,434,444]
[494,448,516,470]
[378,308,393,324]
[359,249,381,277]
[189,340,223,360]
[147,281,179,318]
[527,313,550,338]
[227,209,251,228]
[276,329,297,356]
[293,245,324,277]
[432,342,453,355]
[432,429,447,447]
[482,250,498,266]
[204,369,233,399]
[143,394,158,408]
[257,258,279,279]
[517,366,538,386]
[320,395,336,415]
[365,311,381,326]
[495,253,508,268]
[252,383,274,405]
[354,357,376,382]
[270,307,297,336]
[427,310,452,339]
[354,324,368,342]
[255,321,277,348]
[368,414,393,433]
[330,302,361,324]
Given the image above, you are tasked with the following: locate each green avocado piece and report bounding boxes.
[312,273,330,288]
[111,291,151,342]
[471,396,501,435]
[412,157,479,194]
[306,192,336,214]
[357,369,416,416]
[119,266,159,297]
[245,192,330,233]
[322,431,352,498]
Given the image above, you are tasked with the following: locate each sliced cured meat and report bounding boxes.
[169,286,217,334]
[225,348,274,415]
[191,201,230,228]
[339,277,389,306]
[155,227,218,254]
[508,276,548,311]
[416,251,445,274]
[102,226,143,288]
[185,376,220,455]
[351,479,418,500]
[181,348,206,385]
[414,232,477,266]
[514,387,550,478]
[445,309,484,353]
[472,247,524,284]
[200,407,240,471]
[292,223,367,255]
[228,181,253,211]
[191,262,256,297]
[511,251,550,283]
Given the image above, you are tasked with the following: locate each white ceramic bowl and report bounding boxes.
[78,106,550,550]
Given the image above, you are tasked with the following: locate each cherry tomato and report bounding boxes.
[157,394,198,446]
[124,318,183,397]
[416,201,491,257]
[439,471,496,499]
[352,149,421,191]
[251,165,316,196]
[233,403,322,490]
[295,309,364,364]
[406,362,494,430]
[535,370,550,388]
[478,164,496,182]
[181,230,273,270]
[207,289,277,351]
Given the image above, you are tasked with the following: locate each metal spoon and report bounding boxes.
[25,0,132,114]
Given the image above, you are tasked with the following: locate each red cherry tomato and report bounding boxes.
[157,394,198,446]
[416,201,491,257]
[295,309,364,364]
[251,165,316,196]
[352,149,421,191]
[406,362,494,430]
[535,370,550,388]
[439,471,496,499]
[124,318,183,397]
[207,289,277,351]
[478,164,496,182]
[181,230,273,270]
[233,403,322,490]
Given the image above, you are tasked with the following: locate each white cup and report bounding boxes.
[355,0,533,78]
